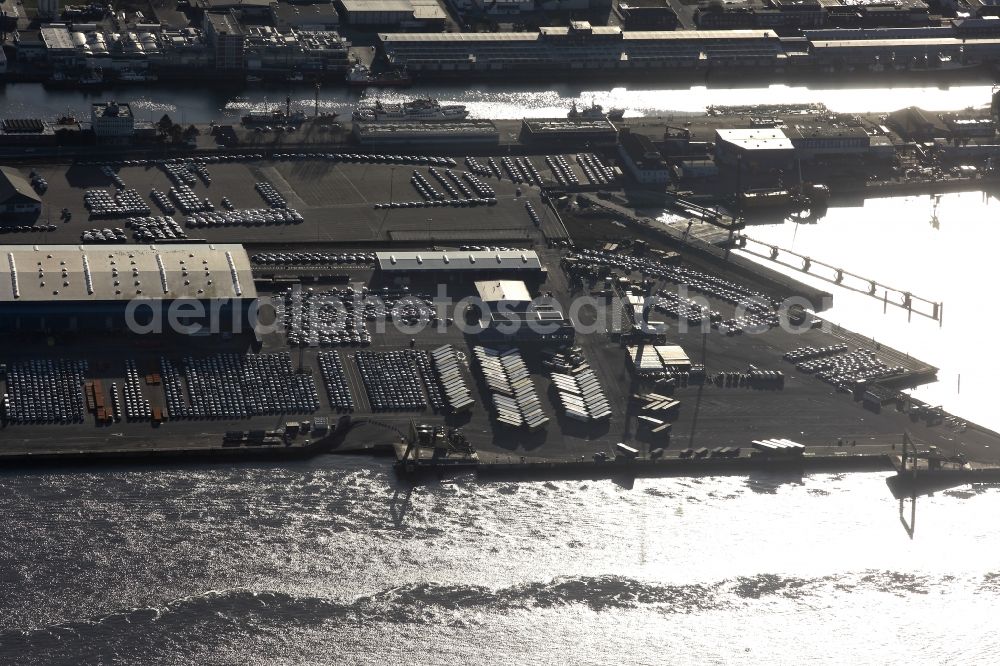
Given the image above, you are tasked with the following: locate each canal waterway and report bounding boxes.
[0,80,995,124]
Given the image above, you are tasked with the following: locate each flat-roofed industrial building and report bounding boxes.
[473,279,574,343]
[714,128,797,169]
[0,244,258,333]
[376,250,543,273]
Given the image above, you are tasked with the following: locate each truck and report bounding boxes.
[614,442,639,460]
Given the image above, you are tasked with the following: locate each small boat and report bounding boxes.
[117,68,154,82]
[352,97,468,122]
[246,74,263,83]
[78,69,104,87]
[346,63,412,87]
[568,100,621,120]
[287,71,304,82]
[241,108,311,126]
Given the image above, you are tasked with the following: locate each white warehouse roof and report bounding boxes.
[475,279,531,303]
[715,128,795,151]
[0,244,256,302]
[376,250,542,272]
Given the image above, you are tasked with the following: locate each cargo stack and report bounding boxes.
[549,369,611,422]
[472,346,548,431]
[430,345,474,414]
[750,438,806,457]
[633,392,680,415]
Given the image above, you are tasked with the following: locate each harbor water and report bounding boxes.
[733,191,1000,433]
[1,458,999,664]
[0,80,995,124]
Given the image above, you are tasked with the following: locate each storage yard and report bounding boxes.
[0,153,997,472]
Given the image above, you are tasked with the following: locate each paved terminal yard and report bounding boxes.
[0,248,994,467]
[18,155,580,246]
[0,155,997,470]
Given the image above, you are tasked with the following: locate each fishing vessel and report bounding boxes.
[352,98,468,122]
[346,63,412,87]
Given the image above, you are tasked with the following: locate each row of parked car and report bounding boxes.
[162,162,199,187]
[184,208,303,228]
[462,172,495,198]
[374,198,496,210]
[355,351,427,412]
[150,189,176,214]
[652,290,718,327]
[279,286,373,348]
[101,165,125,189]
[783,344,849,364]
[427,167,461,199]
[272,152,456,168]
[178,352,320,419]
[129,216,189,242]
[255,182,288,209]
[576,153,615,185]
[81,227,128,243]
[252,252,375,266]
[317,351,355,412]
[464,156,491,178]
[546,155,580,187]
[573,248,779,323]
[169,184,214,214]
[0,224,58,234]
[796,348,905,390]
[124,359,153,421]
[84,189,151,219]
[410,349,446,412]
[3,359,87,424]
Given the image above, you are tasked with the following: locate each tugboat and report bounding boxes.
[346,62,412,88]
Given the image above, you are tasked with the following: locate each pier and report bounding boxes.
[736,236,943,322]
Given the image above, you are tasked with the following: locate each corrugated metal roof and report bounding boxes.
[0,244,256,302]
[376,250,541,271]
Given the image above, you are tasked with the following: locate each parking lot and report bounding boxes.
[15,154,571,245]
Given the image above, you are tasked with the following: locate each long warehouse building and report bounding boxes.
[378,22,1000,76]
[376,250,543,273]
[0,244,257,333]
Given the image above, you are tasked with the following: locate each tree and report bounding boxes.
[157,114,174,136]
[184,124,200,140]
[168,123,184,144]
